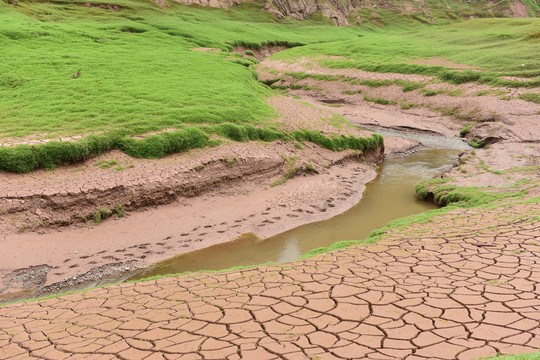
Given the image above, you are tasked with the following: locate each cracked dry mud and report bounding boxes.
[1,202,539,359]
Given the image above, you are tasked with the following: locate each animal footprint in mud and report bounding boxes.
[139,255,146,259]
[287,214,299,218]
[125,253,135,257]
[63,259,71,263]
[115,248,126,252]
[180,233,189,237]
[195,238,203,242]
[248,214,255,218]
[192,227,199,231]
[97,250,106,254]
[181,244,189,248]
[273,217,281,220]
[156,243,165,246]
[231,224,240,228]
[80,255,91,259]
[204,225,213,228]
[220,222,227,225]
[234,219,243,223]
[89,261,98,265]
[217,230,225,233]
[165,246,173,250]
[69,264,79,268]
[198,232,207,236]
[164,236,172,240]
[306,210,314,214]
[261,212,270,215]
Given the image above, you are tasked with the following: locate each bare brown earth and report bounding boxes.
[258,58,540,140]
[0,201,538,359]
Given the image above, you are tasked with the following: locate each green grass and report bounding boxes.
[363,94,397,105]
[0,0,371,140]
[415,177,532,208]
[0,125,383,173]
[460,124,474,137]
[519,93,540,103]
[274,18,540,87]
[480,353,540,360]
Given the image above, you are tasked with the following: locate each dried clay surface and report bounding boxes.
[0,202,539,359]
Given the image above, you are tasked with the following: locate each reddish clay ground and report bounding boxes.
[1,201,539,359]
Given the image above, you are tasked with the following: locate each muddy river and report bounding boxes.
[129,131,470,280]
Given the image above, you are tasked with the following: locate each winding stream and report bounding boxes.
[129,131,470,280]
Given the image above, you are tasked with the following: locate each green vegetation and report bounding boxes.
[469,137,487,149]
[1,0,539,174]
[94,159,119,169]
[518,92,540,103]
[0,0,372,142]
[287,72,427,93]
[481,352,540,360]
[460,124,474,137]
[92,205,124,224]
[0,125,383,173]
[271,155,299,187]
[363,94,397,105]
[474,89,509,96]
[415,177,531,208]
[275,18,540,88]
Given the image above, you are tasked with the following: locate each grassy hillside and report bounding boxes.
[1,0,538,140]
[0,0,538,172]
[274,17,540,86]
[0,0,382,139]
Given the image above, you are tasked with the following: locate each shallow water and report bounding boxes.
[129,135,467,280]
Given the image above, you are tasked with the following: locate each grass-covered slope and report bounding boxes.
[1,0,380,139]
[274,17,540,86]
[2,0,538,140]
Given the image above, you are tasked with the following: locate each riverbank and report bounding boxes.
[0,96,401,302]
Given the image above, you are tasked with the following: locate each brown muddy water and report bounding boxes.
[129,133,469,280]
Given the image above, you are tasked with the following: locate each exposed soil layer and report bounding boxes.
[1,201,538,359]
[233,45,290,61]
[258,58,540,142]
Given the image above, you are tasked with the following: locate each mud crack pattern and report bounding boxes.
[0,203,539,359]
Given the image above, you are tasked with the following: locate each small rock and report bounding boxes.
[74,251,78,254]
